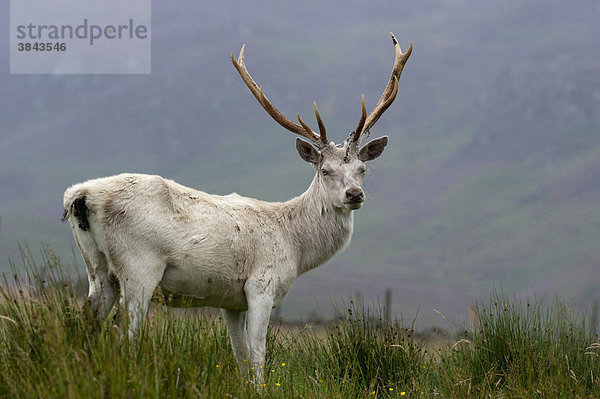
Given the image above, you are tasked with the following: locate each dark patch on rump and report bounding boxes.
[71,196,90,231]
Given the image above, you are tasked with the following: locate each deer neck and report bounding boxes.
[282,174,354,276]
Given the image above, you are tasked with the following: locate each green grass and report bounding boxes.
[442,293,600,398]
[1,248,600,398]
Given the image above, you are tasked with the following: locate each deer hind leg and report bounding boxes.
[87,256,118,321]
[222,309,250,376]
[73,229,118,321]
[114,252,165,337]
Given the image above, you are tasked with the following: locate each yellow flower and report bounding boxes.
[371,391,376,395]
[389,388,394,391]
[401,392,406,396]
[275,383,281,387]
[215,365,220,368]
[271,369,275,373]
[261,383,267,387]
[281,362,286,367]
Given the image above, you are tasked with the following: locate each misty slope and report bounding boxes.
[1,0,599,326]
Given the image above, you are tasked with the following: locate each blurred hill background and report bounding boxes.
[1,0,599,328]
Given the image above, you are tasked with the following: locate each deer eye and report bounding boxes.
[321,168,330,176]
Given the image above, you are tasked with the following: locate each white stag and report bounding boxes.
[63,33,411,382]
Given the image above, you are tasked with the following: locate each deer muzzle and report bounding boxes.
[344,187,364,209]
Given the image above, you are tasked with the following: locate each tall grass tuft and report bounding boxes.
[289,301,426,397]
[445,291,600,397]
[327,302,424,394]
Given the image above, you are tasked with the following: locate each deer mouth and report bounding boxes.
[343,200,364,210]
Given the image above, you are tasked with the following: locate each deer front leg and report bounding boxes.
[244,280,274,385]
[221,309,250,376]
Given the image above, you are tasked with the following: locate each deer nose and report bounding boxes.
[345,187,364,203]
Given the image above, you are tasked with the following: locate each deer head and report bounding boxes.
[232,33,412,211]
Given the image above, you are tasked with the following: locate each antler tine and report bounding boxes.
[353,33,412,143]
[313,102,328,144]
[232,45,325,145]
[353,94,367,141]
[297,114,315,138]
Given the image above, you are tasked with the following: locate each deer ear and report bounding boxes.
[296,138,321,164]
[358,136,388,161]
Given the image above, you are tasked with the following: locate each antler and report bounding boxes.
[352,33,412,144]
[232,45,328,146]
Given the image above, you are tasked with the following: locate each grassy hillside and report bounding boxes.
[1,258,600,398]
